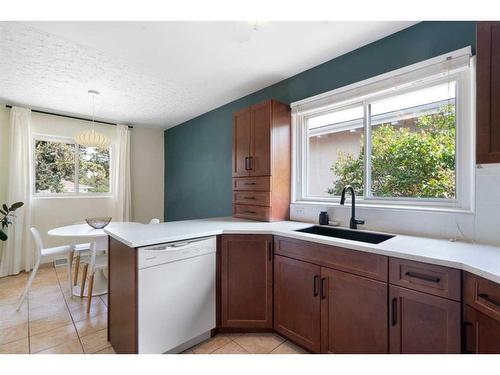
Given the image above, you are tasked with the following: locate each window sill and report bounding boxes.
[32,194,114,200]
[292,199,474,215]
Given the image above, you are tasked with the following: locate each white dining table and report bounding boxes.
[48,222,135,297]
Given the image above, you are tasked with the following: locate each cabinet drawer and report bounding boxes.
[232,177,271,191]
[389,258,461,301]
[233,191,271,206]
[464,272,500,322]
[233,204,270,221]
[274,236,387,282]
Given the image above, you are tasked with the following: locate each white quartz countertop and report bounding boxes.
[104,217,500,283]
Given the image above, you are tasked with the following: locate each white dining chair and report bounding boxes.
[80,242,108,313]
[149,218,160,224]
[16,228,73,311]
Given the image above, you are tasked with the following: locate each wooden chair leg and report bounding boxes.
[73,254,81,286]
[80,264,89,298]
[86,274,95,314]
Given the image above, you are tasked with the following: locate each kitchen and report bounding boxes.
[0,3,499,373]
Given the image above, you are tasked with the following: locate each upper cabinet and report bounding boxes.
[232,99,291,221]
[476,22,500,163]
[232,108,252,177]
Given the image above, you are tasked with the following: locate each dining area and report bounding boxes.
[0,218,153,354]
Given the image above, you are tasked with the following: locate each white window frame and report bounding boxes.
[31,134,114,198]
[292,47,475,213]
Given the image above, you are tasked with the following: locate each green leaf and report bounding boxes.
[9,202,24,211]
[0,209,6,215]
[2,204,8,212]
[0,229,7,241]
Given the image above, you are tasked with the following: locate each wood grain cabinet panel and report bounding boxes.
[389,257,461,301]
[274,236,388,282]
[320,268,388,353]
[232,99,290,221]
[232,176,271,191]
[232,108,251,177]
[250,100,272,177]
[274,255,321,352]
[464,305,500,354]
[389,285,461,353]
[108,237,138,354]
[464,272,500,322]
[220,235,273,329]
[477,22,500,163]
[233,191,271,206]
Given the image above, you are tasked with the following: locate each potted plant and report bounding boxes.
[0,202,24,241]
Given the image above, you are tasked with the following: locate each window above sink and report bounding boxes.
[291,47,475,213]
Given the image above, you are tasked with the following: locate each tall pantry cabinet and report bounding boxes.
[232,99,291,221]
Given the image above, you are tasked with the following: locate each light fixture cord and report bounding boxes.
[91,92,96,133]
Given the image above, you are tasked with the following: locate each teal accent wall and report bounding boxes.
[165,21,476,221]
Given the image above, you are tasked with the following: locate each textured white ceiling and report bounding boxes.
[0,21,416,128]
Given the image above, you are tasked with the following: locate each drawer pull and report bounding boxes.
[244,182,257,186]
[391,298,398,326]
[243,196,256,200]
[244,210,256,214]
[313,275,319,297]
[405,271,441,283]
[478,293,500,308]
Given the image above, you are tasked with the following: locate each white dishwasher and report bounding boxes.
[137,236,216,354]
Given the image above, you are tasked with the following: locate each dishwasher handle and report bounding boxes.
[141,238,209,252]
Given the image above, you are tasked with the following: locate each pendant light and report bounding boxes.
[75,90,111,149]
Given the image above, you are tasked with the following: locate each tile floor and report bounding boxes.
[0,264,113,354]
[0,264,306,355]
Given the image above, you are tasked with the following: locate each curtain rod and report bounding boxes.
[5,105,133,129]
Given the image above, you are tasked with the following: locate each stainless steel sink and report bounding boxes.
[295,225,394,244]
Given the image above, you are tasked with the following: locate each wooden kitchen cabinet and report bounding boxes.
[220,235,273,329]
[274,255,321,352]
[320,268,388,353]
[477,22,500,163]
[232,99,290,221]
[232,108,252,177]
[389,285,461,353]
[464,305,500,353]
[463,272,500,353]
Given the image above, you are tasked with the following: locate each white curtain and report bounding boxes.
[113,124,131,221]
[0,107,33,277]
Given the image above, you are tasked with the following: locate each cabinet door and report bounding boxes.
[464,305,500,354]
[250,100,271,176]
[320,268,388,353]
[232,108,251,177]
[477,22,500,163]
[220,235,273,328]
[274,255,321,352]
[389,286,461,353]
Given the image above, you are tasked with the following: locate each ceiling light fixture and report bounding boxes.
[75,90,110,149]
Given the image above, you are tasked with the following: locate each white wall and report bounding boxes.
[0,105,164,253]
[291,163,500,246]
[130,126,164,224]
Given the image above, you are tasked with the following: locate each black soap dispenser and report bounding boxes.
[319,211,329,225]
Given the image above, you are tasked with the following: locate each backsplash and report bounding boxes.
[290,164,500,247]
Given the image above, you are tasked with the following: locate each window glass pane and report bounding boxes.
[369,81,456,199]
[34,140,76,193]
[78,146,111,193]
[307,105,364,197]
